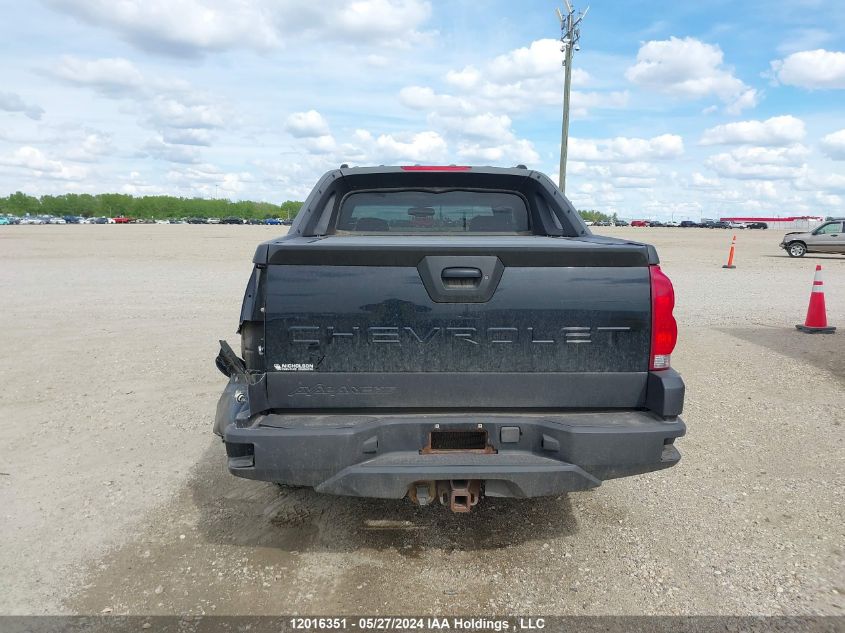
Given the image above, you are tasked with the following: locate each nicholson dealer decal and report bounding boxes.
[273,363,315,371]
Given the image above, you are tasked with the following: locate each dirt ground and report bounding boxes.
[1,225,843,616]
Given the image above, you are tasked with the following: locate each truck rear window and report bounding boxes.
[335,191,530,234]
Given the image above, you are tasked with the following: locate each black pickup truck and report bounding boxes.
[214,165,685,512]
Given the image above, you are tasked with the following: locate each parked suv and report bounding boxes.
[781,220,845,257]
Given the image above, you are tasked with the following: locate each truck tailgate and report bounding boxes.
[257,236,652,410]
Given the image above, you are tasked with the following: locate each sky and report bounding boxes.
[1,0,844,220]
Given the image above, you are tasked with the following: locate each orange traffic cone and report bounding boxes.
[722,234,737,269]
[796,265,836,334]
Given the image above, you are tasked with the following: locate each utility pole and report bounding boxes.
[556,1,588,194]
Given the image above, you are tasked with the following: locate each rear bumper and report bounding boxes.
[218,403,685,498]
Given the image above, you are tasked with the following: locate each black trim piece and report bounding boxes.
[262,371,648,410]
[645,368,685,417]
[417,255,504,302]
[264,242,650,267]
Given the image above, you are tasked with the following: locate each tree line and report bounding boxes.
[1,191,617,224]
[0,192,304,220]
[578,209,618,223]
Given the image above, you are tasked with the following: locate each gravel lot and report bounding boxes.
[1,225,843,616]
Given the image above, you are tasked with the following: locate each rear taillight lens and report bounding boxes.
[649,265,677,370]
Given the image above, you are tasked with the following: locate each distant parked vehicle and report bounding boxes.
[780,220,845,257]
[112,216,132,224]
[246,218,264,225]
[264,218,282,225]
[222,216,244,225]
[725,221,746,229]
[679,221,699,228]
[613,219,629,227]
[0,216,9,225]
[281,218,293,226]
[62,215,81,224]
[650,220,665,227]
[47,216,66,224]
[746,222,768,229]
[630,220,649,227]
[664,221,679,227]
[208,217,221,224]
[711,221,731,229]
[91,217,108,224]
[187,217,208,224]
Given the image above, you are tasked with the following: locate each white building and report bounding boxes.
[719,216,825,230]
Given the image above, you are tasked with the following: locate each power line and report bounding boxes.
[556,1,588,195]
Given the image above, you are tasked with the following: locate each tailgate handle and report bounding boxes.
[418,256,504,303]
[441,267,482,280]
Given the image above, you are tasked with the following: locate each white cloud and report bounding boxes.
[769,49,845,89]
[793,170,845,194]
[776,29,833,56]
[161,128,213,146]
[330,0,433,47]
[725,144,809,165]
[725,89,760,116]
[570,134,684,162]
[43,0,433,57]
[456,138,539,166]
[166,163,255,197]
[625,36,759,113]
[66,132,115,162]
[568,91,630,118]
[569,161,661,190]
[820,129,845,159]
[303,135,338,154]
[352,129,448,163]
[282,110,337,154]
[744,181,779,200]
[705,149,805,180]
[284,110,331,138]
[420,112,540,166]
[46,55,228,164]
[51,56,146,96]
[814,192,843,207]
[141,138,201,164]
[148,96,225,129]
[401,39,618,118]
[399,86,476,114]
[487,39,590,85]
[699,115,806,146]
[689,172,720,189]
[0,91,45,120]
[427,112,513,142]
[445,66,482,90]
[0,146,89,180]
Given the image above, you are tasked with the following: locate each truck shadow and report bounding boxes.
[189,443,579,553]
[720,326,843,385]
[762,255,845,260]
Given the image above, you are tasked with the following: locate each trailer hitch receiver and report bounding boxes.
[438,480,481,513]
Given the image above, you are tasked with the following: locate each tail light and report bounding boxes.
[649,265,677,370]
